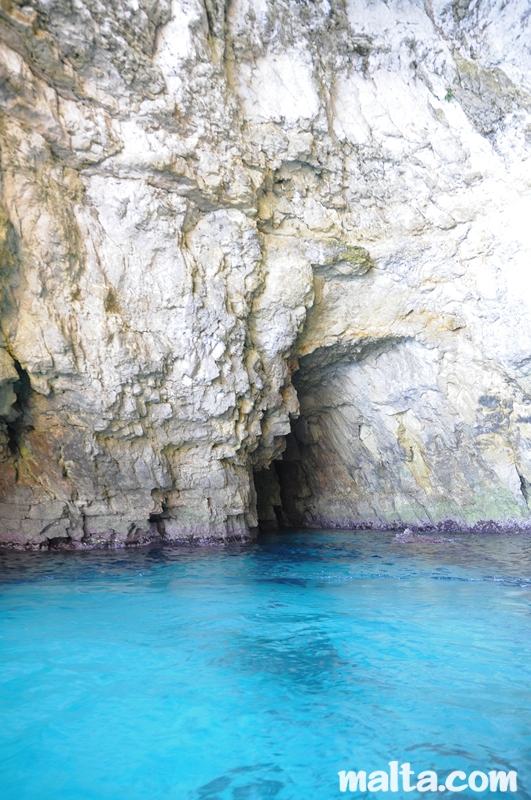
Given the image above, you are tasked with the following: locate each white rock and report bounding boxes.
[1,0,531,547]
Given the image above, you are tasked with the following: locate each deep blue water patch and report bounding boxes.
[0,530,530,799]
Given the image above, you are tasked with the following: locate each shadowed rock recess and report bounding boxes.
[1,0,531,548]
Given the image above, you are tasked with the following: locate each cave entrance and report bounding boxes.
[254,416,313,531]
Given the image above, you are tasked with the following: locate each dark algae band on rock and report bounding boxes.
[1,0,531,547]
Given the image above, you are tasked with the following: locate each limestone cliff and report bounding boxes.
[1,0,531,547]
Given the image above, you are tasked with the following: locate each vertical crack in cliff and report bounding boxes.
[255,419,307,531]
[5,361,32,457]
[254,416,313,531]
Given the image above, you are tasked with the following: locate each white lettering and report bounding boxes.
[400,763,416,792]
[468,771,488,792]
[338,771,367,792]
[446,771,468,792]
[337,765,518,793]
[417,770,438,792]
[488,771,517,792]
[368,770,389,792]
[389,761,399,792]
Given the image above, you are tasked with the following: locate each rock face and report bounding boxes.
[1,0,531,547]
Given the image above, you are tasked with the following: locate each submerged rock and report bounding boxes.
[0,0,531,547]
[393,530,455,544]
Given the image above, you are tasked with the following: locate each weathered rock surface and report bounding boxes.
[1,0,531,547]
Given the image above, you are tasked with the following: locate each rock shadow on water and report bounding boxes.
[195,764,285,800]
[216,627,352,693]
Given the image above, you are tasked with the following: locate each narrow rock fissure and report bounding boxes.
[254,416,314,532]
[5,361,32,455]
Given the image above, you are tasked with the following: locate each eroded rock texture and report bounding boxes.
[1,0,531,547]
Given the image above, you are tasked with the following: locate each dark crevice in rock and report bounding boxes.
[41,536,75,551]
[254,418,313,532]
[254,463,283,531]
[518,472,531,508]
[5,361,33,455]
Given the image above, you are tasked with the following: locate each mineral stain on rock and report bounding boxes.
[1,0,531,548]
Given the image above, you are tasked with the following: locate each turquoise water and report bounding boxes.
[0,530,530,799]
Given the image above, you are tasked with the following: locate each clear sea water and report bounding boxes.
[0,530,530,800]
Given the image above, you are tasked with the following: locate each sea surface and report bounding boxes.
[0,530,530,799]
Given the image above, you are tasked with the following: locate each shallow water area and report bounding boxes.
[0,529,530,799]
